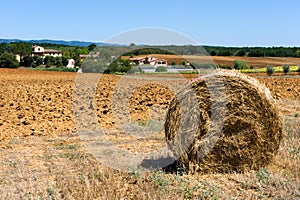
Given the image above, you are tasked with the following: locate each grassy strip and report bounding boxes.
[28,67,77,72]
[239,65,299,73]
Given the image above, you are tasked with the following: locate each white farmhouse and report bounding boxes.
[130,56,167,67]
[31,45,62,58]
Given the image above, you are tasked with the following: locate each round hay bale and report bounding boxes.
[165,70,283,173]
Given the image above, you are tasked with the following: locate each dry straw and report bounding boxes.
[165,70,283,173]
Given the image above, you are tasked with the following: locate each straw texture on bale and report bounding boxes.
[165,70,283,173]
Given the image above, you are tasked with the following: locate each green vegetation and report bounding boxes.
[119,45,300,57]
[87,43,97,51]
[204,46,300,57]
[30,67,77,72]
[233,60,250,70]
[218,65,233,70]
[128,66,143,74]
[123,47,176,56]
[0,42,89,69]
[266,65,275,76]
[155,66,167,72]
[0,52,19,68]
[1,42,300,61]
[239,65,299,73]
[1,41,300,74]
[101,58,132,74]
[282,64,290,75]
[236,49,246,56]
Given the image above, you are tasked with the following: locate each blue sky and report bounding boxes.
[1,0,299,46]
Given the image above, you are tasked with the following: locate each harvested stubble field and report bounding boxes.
[138,54,300,68]
[0,68,299,199]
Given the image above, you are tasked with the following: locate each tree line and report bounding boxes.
[204,46,300,57]
[143,45,300,57]
[1,42,300,69]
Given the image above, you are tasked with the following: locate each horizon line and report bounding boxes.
[0,38,299,48]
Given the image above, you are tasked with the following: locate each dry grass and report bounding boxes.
[0,113,299,199]
[1,117,298,199]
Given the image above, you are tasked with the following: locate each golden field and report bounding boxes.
[124,54,300,68]
[0,68,299,199]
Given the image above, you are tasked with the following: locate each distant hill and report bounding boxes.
[0,39,117,47]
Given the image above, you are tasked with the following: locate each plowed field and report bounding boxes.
[0,68,299,141]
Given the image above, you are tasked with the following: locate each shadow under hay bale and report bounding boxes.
[165,70,283,174]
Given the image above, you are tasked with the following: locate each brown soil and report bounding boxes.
[0,68,299,141]
[0,69,76,141]
[256,76,300,100]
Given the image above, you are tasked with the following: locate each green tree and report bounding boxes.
[88,44,97,51]
[32,55,43,66]
[116,65,131,73]
[36,57,44,66]
[71,48,81,60]
[31,62,37,68]
[33,55,39,62]
[0,52,20,68]
[55,57,63,67]
[50,56,56,65]
[62,56,69,66]
[210,50,217,56]
[237,49,246,56]
[21,56,34,67]
[233,60,250,70]
[63,51,71,59]
[44,55,52,65]
[129,43,136,47]
[116,59,131,73]
[248,50,264,57]
[11,42,31,58]
[282,64,290,75]
[266,65,274,76]
[106,58,132,73]
[217,50,232,56]
[0,43,10,54]
[79,48,89,55]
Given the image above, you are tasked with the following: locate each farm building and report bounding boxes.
[130,56,167,67]
[79,52,100,62]
[31,45,62,58]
